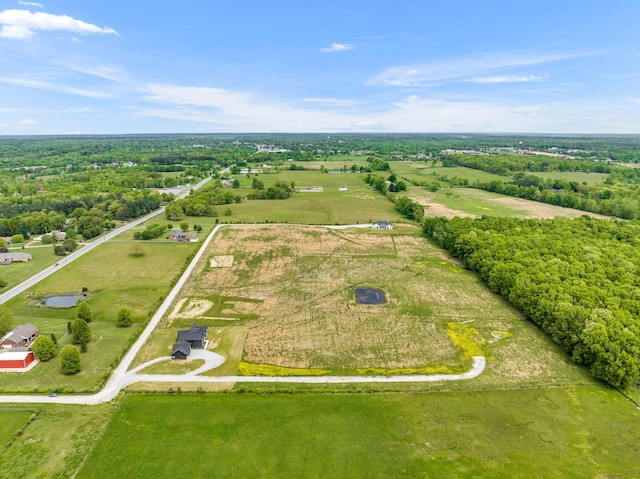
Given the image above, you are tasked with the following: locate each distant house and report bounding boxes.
[171,341,192,360]
[51,230,67,240]
[177,324,208,349]
[0,349,35,369]
[372,221,393,230]
[1,324,39,349]
[167,230,189,241]
[0,252,32,264]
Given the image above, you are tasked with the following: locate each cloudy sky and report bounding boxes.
[1,1,639,135]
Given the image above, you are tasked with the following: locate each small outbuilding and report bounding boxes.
[177,324,208,349]
[1,324,38,349]
[372,221,393,230]
[0,349,35,369]
[171,341,192,360]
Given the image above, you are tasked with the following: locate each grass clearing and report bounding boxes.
[391,161,512,183]
[0,409,35,448]
[77,388,640,479]
[0,403,113,479]
[408,186,611,219]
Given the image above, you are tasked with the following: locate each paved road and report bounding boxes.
[0,177,211,305]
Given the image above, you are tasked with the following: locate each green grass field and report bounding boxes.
[0,240,200,392]
[0,409,35,447]
[77,388,640,479]
[390,161,512,184]
[0,403,113,479]
[227,170,400,224]
[0,245,60,289]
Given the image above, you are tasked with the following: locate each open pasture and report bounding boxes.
[407,186,611,219]
[391,161,512,184]
[77,387,640,479]
[138,225,587,388]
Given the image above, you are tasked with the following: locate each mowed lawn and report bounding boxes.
[0,409,34,446]
[78,387,640,479]
[0,240,200,392]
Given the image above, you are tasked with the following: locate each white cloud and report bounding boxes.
[67,64,128,82]
[319,42,354,53]
[302,97,358,107]
[18,118,38,125]
[466,75,546,84]
[0,76,112,98]
[368,51,590,87]
[631,98,640,104]
[0,9,118,39]
[18,1,43,7]
[135,83,640,134]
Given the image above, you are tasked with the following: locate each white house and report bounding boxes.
[372,221,393,230]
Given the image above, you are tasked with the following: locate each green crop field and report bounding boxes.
[77,388,640,479]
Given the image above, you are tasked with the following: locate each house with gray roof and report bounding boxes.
[171,341,192,360]
[1,324,39,349]
[176,324,208,349]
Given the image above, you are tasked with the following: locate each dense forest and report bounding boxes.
[424,215,640,389]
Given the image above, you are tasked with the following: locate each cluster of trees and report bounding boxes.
[393,196,424,221]
[167,182,241,219]
[30,300,133,375]
[473,176,640,220]
[247,180,295,200]
[424,215,640,388]
[53,238,78,256]
[133,223,167,240]
[441,153,613,175]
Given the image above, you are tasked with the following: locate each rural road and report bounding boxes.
[0,221,487,405]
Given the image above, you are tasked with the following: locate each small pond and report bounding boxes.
[41,294,86,308]
[353,287,386,305]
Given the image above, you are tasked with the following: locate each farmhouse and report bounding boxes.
[1,324,39,349]
[0,349,35,369]
[0,252,32,264]
[171,341,192,360]
[372,221,393,230]
[177,324,208,349]
[167,230,189,241]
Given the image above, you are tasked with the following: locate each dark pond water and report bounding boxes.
[41,294,86,308]
[353,287,386,305]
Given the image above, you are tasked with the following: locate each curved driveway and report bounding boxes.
[0,222,487,405]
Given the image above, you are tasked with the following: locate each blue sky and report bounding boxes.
[1,1,639,134]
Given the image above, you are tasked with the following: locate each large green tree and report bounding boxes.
[71,318,92,347]
[60,345,81,375]
[32,336,56,361]
[116,308,132,327]
[76,301,93,323]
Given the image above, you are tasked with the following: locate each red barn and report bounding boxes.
[0,350,35,369]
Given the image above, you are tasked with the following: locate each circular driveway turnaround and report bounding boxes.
[0,222,487,405]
